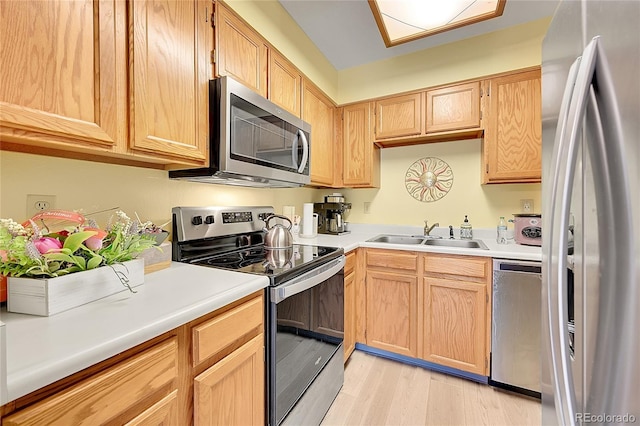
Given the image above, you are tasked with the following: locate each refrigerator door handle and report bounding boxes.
[544,55,582,426]
[582,43,635,418]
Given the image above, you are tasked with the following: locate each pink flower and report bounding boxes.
[84,228,107,251]
[0,250,7,261]
[33,237,63,254]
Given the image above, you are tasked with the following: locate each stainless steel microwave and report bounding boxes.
[169,76,311,187]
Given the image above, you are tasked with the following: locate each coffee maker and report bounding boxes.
[314,194,351,235]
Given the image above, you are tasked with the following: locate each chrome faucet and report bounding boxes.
[424,220,439,236]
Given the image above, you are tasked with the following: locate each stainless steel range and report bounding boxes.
[172,206,345,426]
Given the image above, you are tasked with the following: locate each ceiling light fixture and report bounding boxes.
[369,0,507,47]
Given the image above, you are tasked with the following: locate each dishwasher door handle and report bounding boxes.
[493,259,542,274]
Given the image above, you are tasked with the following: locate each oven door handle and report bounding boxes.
[271,256,345,304]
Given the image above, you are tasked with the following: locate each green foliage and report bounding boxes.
[0,211,160,279]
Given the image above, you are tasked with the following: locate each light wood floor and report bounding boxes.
[321,350,541,426]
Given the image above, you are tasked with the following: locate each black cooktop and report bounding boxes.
[190,244,343,285]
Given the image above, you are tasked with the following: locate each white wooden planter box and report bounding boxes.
[7,259,144,316]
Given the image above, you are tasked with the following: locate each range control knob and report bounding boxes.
[205,215,215,224]
[191,216,203,225]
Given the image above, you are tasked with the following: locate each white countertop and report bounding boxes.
[294,223,542,262]
[0,263,269,405]
[0,223,540,406]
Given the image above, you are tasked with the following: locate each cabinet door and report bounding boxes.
[303,82,336,187]
[426,81,481,133]
[129,0,208,163]
[194,334,265,426]
[344,270,356,363]
[375,93,422,140]
[269,51,302,117]
[0,1,126,150]
[366,271,418,357]
[483,69,542,183]
[342,102,380,187]
[423,277,487,375]
[214,3,268,98]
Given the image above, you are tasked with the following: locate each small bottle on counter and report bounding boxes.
[291,215,300,236]
[460,215,473,239]
[497,216,508,244]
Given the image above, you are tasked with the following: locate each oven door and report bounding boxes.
[268,255,345,426]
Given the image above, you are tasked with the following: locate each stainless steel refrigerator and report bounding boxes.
[541,0,639,425]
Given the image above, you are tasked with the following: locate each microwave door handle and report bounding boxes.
[584,41,634,417]
[291,131,299,170]
[297,130,309,173]
[544,54,582,426]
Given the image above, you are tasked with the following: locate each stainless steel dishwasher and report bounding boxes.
[490,259,542,397]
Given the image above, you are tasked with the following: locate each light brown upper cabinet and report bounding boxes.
[483,68,542,183]
[372,82,483,148]
[129,0,209,163]
[213,2,268,98]
[342,102,380,188]
[303,82,337,187]
[0,1,126,152]
[374,93,423,140]
[425,81,481,133]
[1,0,209,167]
[269,51,303,117]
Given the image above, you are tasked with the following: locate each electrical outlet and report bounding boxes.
[521,199,534,213]
[363,202,371,214]
[26,194,56,218]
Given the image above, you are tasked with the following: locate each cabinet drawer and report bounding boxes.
[345,251,356,275]
[192,295,263,366]
[423,254,489,278]
[3,338,178,425]
[366,249,418,272]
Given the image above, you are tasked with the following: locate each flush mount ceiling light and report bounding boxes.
[369,0,506,47]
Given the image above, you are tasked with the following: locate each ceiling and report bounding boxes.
[278,0,559,70]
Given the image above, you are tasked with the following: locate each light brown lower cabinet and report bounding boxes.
[343,251,357,362]
[361,249,491,376]
[364,249,419,358]
[344,270,356,362]
[194,335,264,425]
[423,277,487,375]
[0,291,265,426]
[2,338,179,426]
[422,254,491,376]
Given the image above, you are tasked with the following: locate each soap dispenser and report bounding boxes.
[460,215,473,240]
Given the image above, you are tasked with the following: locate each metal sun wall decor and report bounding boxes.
[405,157,454,202]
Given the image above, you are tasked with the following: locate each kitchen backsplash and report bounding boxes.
[319,139,541,228]
[0,151,317,229]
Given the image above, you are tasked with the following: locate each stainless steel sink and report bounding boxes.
[423,239,489,249]
[367,235,426,245]
[367,234,488,249]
